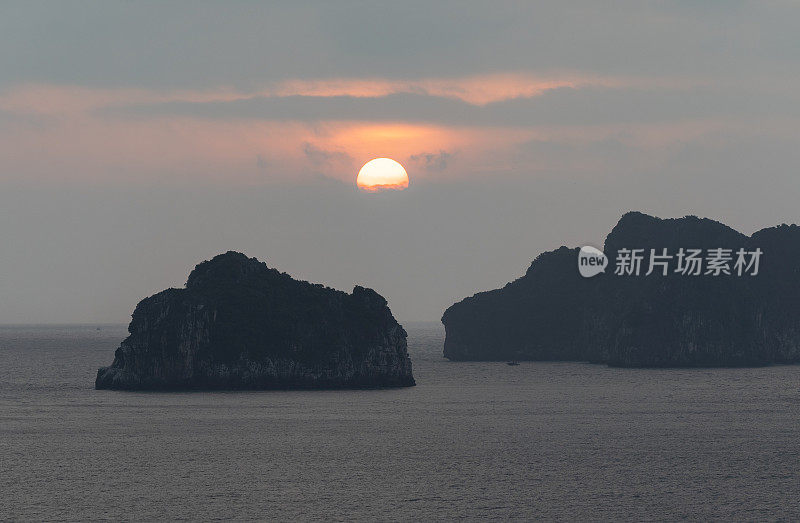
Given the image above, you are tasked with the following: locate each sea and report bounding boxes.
[1,323,798,521]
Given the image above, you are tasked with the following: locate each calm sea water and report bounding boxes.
[1,323,798,521]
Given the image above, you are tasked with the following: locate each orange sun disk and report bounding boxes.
[357,158,409,192]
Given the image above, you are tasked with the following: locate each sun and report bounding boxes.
[357,158,409,192]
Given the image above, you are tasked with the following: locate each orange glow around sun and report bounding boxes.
[356,158,409,192]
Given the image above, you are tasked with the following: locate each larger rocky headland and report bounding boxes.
[96,252,415,390]
[442,212,800,367]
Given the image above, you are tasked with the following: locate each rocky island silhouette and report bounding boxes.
[95,252,414,390]
[443,212,800,367]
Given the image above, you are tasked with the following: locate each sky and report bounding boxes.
[1,1,799,323]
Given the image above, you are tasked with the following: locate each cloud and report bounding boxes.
[0,108,50,131]
[302,142,354,169]
[0,73,623,119]
[2,2,798,91]
[409,150,453,172]
[92,82,800,129]
[258,73,613,106]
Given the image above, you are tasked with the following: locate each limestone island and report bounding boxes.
[96,252,415,390]
[443,212,800,367]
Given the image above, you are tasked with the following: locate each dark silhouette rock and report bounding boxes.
[96,252,414,390]
[443,212,800,367]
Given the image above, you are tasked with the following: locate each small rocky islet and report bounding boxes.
[95,252,414,390]
[443,211,800,367]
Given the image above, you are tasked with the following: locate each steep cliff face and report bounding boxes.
[443,246,589,361]
[96,252,414,390]
[443,212,800,367]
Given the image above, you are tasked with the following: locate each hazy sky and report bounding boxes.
[1,1,799,323]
